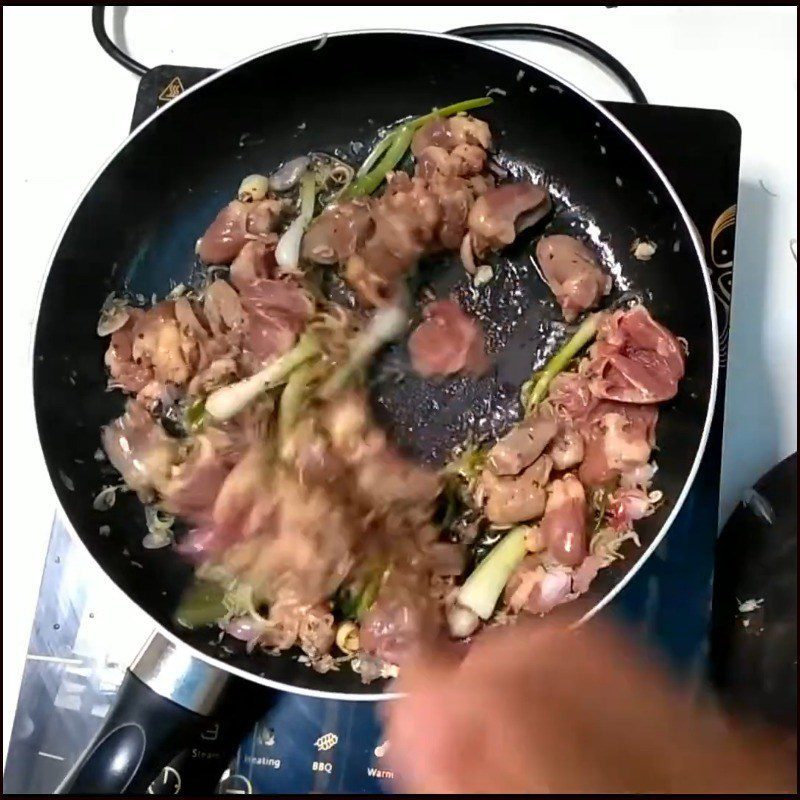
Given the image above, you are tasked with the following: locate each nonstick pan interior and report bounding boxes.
[33,31,715,695]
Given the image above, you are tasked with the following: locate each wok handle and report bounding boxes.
[57,632,230,795]
[446,23,648,104]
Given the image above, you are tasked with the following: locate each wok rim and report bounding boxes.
[29,28,719,702]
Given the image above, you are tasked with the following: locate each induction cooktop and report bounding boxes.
[3,62,743,793]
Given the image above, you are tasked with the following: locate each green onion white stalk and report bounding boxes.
[205,333,318,421]
[276,170,317,272]
[319,304,408,399]
[456,525,529,621]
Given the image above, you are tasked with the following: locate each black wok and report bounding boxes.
[32,29,717,793]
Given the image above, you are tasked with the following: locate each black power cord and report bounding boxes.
[91,8,647,104]
[445,23,647,104]
[92,6,147,77]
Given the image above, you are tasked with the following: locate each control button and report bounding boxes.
[369,739,395,781]
[256,724,275,747]
[199,722,219,742]
[373,740,390,759]
[146,766,181,794]
[314,732,338,752]
[217,771,253,794]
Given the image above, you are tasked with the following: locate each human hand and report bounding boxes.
[383,620,795,794]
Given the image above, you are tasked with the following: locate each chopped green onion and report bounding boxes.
[278,360,320,441]
[336,566,387,621]
[457,525,528,620]
[205,333,319,421]
[439,481,461,530]
[356,132,397,178]
[522,313,602,413]
[175,580,226,629]
[344,96,494,199]
[299,168,316,217]
[318,304,408,399]
[336,587,360,621]
[221,580,264,621]
[593,490,610,532]
[184,398,207,432]
[344,124,415,199]
[444,442,487,484]
[356,573,382,619]
[276,170,317,272]
[409,96,494,132]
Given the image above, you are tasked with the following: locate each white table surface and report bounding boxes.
[3,5,797,765]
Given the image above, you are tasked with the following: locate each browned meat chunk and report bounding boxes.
[197,199,282,265]
[101,401,180,500]
[487,408,558,476]
[481,455,552,525]
[585,305,686,403]
[535,235,611,322]
[301,115,519,306]
[408,299,488,378]
[238,278,313,365]
[468,183,552,257]
[301,199,374,265]
[577,402,658,488]
[540,475,588,567]
[548,425,585,471]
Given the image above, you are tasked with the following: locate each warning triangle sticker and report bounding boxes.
[158,76,185,103]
